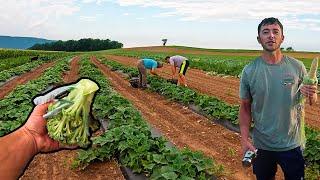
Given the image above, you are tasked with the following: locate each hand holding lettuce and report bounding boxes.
[45,79,99,148]
[301,57,318,105]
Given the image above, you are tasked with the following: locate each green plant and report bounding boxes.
[71,56,221,179]
[47,79,99,148]
[227,147,236,157]
[98,56,319,178]
[0,57,71,136]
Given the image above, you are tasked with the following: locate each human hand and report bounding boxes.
[240,137,256,155]
[301,84,317,96]
[23,103,77,153]
[300,84,318,105]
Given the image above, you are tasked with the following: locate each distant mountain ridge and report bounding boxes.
[0,36,54,49]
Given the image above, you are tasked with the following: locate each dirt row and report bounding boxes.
[0,61,56,99]
[105,55,320,130]
[91,56,259,180]
[20,57,125,180]
[126,46,320,59]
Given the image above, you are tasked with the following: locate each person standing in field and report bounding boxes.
[137,58,163,89]
[239,17,318,180]
[165,55,189,87]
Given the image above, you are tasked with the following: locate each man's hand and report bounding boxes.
[300,84,318,105]
[0,103,77,179]
[171,65,176,79]
[150,69,158,76]
[240,137,256,155]
[23,103,76,153]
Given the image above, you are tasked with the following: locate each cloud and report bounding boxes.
[82,0,110,5]
[82,0,96,3]
[80,15,97,22]
[114,0,320,30]
[0,0,80,37]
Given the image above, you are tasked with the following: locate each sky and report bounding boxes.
[1,0,320,52]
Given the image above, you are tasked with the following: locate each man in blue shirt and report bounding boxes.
[137,58,163,89]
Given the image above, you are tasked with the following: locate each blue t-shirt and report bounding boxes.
[142,58,158,69]
[240,55,307,151]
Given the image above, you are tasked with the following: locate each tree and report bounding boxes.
[28,38,123,52]
[162,39,167,46]
[286,47,294,51]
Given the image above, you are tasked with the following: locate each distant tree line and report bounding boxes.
[28,38,123,52]
[280,46,294,52]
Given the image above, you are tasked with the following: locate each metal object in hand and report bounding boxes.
[33,85,75,119]
[33,85,74,105]
[242,150,257,167]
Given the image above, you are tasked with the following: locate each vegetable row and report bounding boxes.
[72,56,223,179]
[0,57,71,136]
[98,56,319,179]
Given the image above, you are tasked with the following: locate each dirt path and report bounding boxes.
[63,56,80,83]
[0,61,56,99]
[105,55,320,130]
[21,57,125,180]
[91,56,257,180]
[126,46,320,59]
[21,151,123,180]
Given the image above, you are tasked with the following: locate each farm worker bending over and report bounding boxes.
[0,103,76,179]
[137,58,163,89]
[239,17,317,180]
[165,55,189,87]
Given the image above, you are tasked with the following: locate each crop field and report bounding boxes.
[0,47,318,180]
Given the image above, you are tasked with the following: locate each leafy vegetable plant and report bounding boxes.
[47,79,99,148]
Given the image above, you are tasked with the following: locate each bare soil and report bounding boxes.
[91,56,258,180]
[21,151,124,180]
[0,61,56,99]
[105,55,320,130]
[20,56,125,180]
[126,46,320,59]
[63,56,80,83]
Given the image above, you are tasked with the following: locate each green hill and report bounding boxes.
[0,36,54,49]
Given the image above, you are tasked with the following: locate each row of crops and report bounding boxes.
[0,49,67,59]
[0,55,69,84]
[106,49,252,77]
[72,56,223,179]
[0,53,224,179]
[97,56,320,179]
[0,57,70,136]
[0,47,318,179]
[0,54,67,71]
[0,49,71,70]
[106,49,320,83]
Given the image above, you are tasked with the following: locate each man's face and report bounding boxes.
[257,23,284,52]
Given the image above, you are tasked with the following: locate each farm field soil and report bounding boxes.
[21,57,125,180]
[125,46,320,59]
[63,56,80,83]
[0,61,56,99]
[20,151,123,180]
[92,56,259,180]
[105,55,320,130]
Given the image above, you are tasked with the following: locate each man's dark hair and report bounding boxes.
[165,56,170,60]
[157,62,163,68]
[258,17,283,35]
